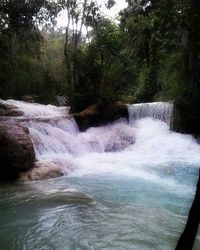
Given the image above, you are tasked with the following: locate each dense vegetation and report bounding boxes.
[0,0,200,133]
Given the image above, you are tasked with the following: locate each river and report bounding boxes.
[0,100,199,249]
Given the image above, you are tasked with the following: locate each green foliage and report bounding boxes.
[1,0,200,136]
[0,0,60,33]
[0,0,184,109]
[157,53,183,101]
[0,29,67,102]
[66,18,128,111]
[134,62,151,102]
[0,0,66,102]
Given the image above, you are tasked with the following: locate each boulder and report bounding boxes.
[104,131,135,152]
[18,161,64,182]
[53,96,67,106]
[73,102,128,131]
[0,102,23,116]
[0,124,35,180]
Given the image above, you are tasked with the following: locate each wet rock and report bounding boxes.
[85,137,102,153]
[84,123,136,153]
[104,125,135,152]
[18,161,64,182]
[0,124,35,180]
[0,102,23,116]
[53,96,67,106]
[104,130,135,152]
[73,102,128,131]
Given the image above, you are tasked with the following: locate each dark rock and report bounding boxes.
[0,124,35,180]
[53,96,67,106]
[0,102,23,116]
[73,102,128,131]
[21,95,38,103]
[173,100,200,136]
[172,101,187,133]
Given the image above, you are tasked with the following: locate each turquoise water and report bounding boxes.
[0,164,199,250]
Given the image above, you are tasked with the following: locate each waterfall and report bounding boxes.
[0,99,79,174]
[0,99,136,175]
[1,99,200,180]
[128,102,173,125]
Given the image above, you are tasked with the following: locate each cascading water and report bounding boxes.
[128,101,173,126]
[0,99,200,250]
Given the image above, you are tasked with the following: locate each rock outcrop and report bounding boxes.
[73,102,128,131]
[0,124,35,180]
[0,102,23,116]
[18,161,64,182]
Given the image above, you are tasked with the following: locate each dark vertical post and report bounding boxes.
[175,169,200,250]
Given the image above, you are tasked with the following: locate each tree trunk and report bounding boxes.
[176,0,200,134]
[182,0,200,88]
[175,169,200,250]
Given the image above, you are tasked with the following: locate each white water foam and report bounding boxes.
[1,99,200,194]
[0,99,70,118]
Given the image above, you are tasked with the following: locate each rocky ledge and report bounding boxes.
[0,102,23,116]
[73,101,128,131]
[18,161,64,182]
[0,124,35,180]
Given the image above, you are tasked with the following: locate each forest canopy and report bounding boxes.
[0,0,200,133]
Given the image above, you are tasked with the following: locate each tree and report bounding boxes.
[175,0,200,135]
[0,0,63,100]
[176,169,200,250]
[0,0,60,34]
